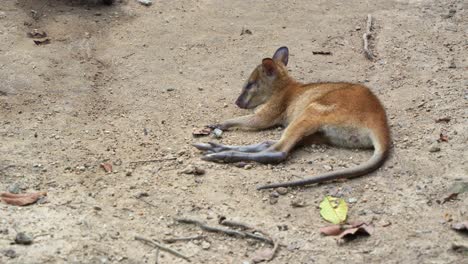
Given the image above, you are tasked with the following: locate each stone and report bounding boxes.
[15,232,33,245]
[7,183,20,194]
[277,187,288,195]
[429,143,441,152]
[3,249,17,258]
[201,241,211,250]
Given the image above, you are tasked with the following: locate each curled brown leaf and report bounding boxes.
[319,221,374,240]
[192,127,212,137]
[0,192,47,206]
[100,162,113,173]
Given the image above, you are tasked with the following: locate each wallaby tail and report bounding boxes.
[257,128,390,190]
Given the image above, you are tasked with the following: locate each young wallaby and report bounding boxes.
[194,47,391,190]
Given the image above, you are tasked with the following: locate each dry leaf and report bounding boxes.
[319,196,348,224]
[438,133,448,142]
[100,163,113,173]
[320,221,373,240]
[451,221,468,232]
[442,193,459,204]
[192,127,212,137]
[339,222,374,240]
[0,192,47,206]
[319,225,342,236]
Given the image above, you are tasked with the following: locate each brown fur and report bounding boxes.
[196,46,391,189]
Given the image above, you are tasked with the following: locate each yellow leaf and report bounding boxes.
[319,196,348,224]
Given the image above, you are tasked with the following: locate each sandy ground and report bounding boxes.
[1,0,467,263]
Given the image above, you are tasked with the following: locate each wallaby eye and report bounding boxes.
[245,81,256,90]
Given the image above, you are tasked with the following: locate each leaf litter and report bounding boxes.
[319,196,348,224]
[320,221,374,240]
[1,192,47,206]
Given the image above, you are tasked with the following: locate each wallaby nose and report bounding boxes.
[235,98,245,108]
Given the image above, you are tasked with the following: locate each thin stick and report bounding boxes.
[312,51,332,55]
[219,219,273,244]
[135,235,191,262]
[176,218,274,245]
[219,219,254,230]
[154,248,159,264]
[176,218,246,237]
[136,197,158,208]
[363,14,374,60]
[219,219,279,261]
[163,235,206,244]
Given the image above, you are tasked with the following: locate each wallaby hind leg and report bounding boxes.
[193,141,276,154]
[201,115,325,164]
[268,115,324,154]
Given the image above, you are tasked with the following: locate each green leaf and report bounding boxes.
[319,196,348,224]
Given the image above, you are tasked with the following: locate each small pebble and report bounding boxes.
[180,165,205,175]
[125,169,133,176]
[3,249,17,258]
[137,0,153,6]
[15,232,33,245]
[291,199,306,208]
[348,197,358,203]
[234,161,248,168]
[201,241,211,250]
[270,191,280,198]
[7,183,21,194]
[212,128,223,138]
[269,197,278,205]
[429,144,441,153]
[244,164,253,170]
[277,187,288,195]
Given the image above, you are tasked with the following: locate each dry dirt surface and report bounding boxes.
[1,0,467,263]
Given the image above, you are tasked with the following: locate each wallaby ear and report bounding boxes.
[262,58,276,76]
[272,46,289,66]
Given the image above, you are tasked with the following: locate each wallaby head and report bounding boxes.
[235,46,291,109]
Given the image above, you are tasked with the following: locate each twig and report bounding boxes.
[219,219,254,230]
[135,197,158,208]
[163,235,206,244]
[219,219,273,245]
[219,218,279,261]
[176,217,274,245]
[362,14,374,60]
[176,218,246,237]
[312,51,332,55]
[130,157,177,165]
[122,52,136,59]
[154,248,160,264]
[135,235,191,262]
